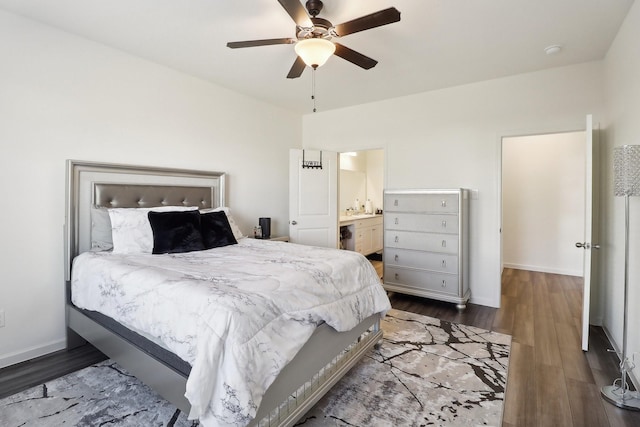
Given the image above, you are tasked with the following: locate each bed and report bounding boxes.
[64,160,390,427]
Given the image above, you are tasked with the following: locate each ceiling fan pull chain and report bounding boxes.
[312,66,317,113]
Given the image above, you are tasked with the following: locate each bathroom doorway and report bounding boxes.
[338,149,385,278]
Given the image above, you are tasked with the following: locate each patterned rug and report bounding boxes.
[0,309,511,427]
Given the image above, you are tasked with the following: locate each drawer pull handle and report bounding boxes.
[395,236,399,243]
[394,199,398,206]
[441,200,447,207]
[394,254,399,262]
[442,280,447,287]
[394,217,399,225]
[441,259,446,268]
[441,240,446,248]
[442,220,447,228]
[395,273,399,280]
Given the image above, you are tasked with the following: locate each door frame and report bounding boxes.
[337,148,387,216]
[497,123,597,341]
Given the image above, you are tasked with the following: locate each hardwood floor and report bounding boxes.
[0,342,106,400]
[390,268,640,427]
[2,267,639,426]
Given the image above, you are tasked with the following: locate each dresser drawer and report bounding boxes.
[384,266,459,296]
[385,248,458,274]
[384,193,459,213]
[384,212,458,234]
[385,230,459,254]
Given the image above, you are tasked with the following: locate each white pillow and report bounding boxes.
[201,207,245,240]
[90,207,113,251]
[109,206,198,254]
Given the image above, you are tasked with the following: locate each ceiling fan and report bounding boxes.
[226,0,401,79]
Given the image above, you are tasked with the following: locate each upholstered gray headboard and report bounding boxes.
[64,160,226,281]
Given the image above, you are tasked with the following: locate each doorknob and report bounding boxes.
[291,220,297,225]
[576,242,600,249]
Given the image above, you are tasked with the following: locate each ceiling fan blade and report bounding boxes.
[227,38,296,49]
[333,43,377,70]
[333,7,401,37]
[277,0,312,27]
[286,56,306,79]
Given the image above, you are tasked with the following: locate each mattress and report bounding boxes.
[71,238,390,426]
[77,306,192,376]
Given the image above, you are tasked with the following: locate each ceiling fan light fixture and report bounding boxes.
[295,38,336,68]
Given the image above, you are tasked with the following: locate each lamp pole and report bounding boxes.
[601,145,640,410]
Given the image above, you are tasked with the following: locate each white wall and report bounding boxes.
[502,132,586,276]
[303,62,605,308]
[602,0,640,385]
[0,10,301,367]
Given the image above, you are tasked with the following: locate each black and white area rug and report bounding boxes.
[0,309,511,426]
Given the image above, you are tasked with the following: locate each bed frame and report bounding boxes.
[64,160,383,426]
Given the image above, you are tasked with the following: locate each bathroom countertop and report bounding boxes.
[339,213,382,224]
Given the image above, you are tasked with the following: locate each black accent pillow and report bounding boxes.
[148,210,205,254]
[200,211,238,249]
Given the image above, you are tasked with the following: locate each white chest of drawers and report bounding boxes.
[383,189,470,309]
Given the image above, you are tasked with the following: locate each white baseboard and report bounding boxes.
[469,295,500,308]
[502,263,582,277]
[0,338,66,369]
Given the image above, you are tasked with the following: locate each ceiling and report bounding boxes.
[0,0,634,113]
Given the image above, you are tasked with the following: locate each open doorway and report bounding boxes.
[338,149,385,278]
[501,131,586,276]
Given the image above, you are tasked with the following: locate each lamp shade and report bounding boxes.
[294,38,336,68]
[614,145,640,197]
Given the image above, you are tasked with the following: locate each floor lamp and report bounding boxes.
[601,144,640,410]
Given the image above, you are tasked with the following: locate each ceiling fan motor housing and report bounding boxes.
[298,17,334,40]
[298,0,334,40]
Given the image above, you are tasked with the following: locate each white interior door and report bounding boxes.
[289,149,338,248]
[579,114,600,351]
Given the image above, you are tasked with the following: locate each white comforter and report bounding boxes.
[71,238,390,426]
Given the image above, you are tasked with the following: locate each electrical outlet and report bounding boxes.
[0,309,4,328]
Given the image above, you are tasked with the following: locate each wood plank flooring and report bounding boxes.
[390,268,640,427]
[2,267,640,426]
[0,342,106,400]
